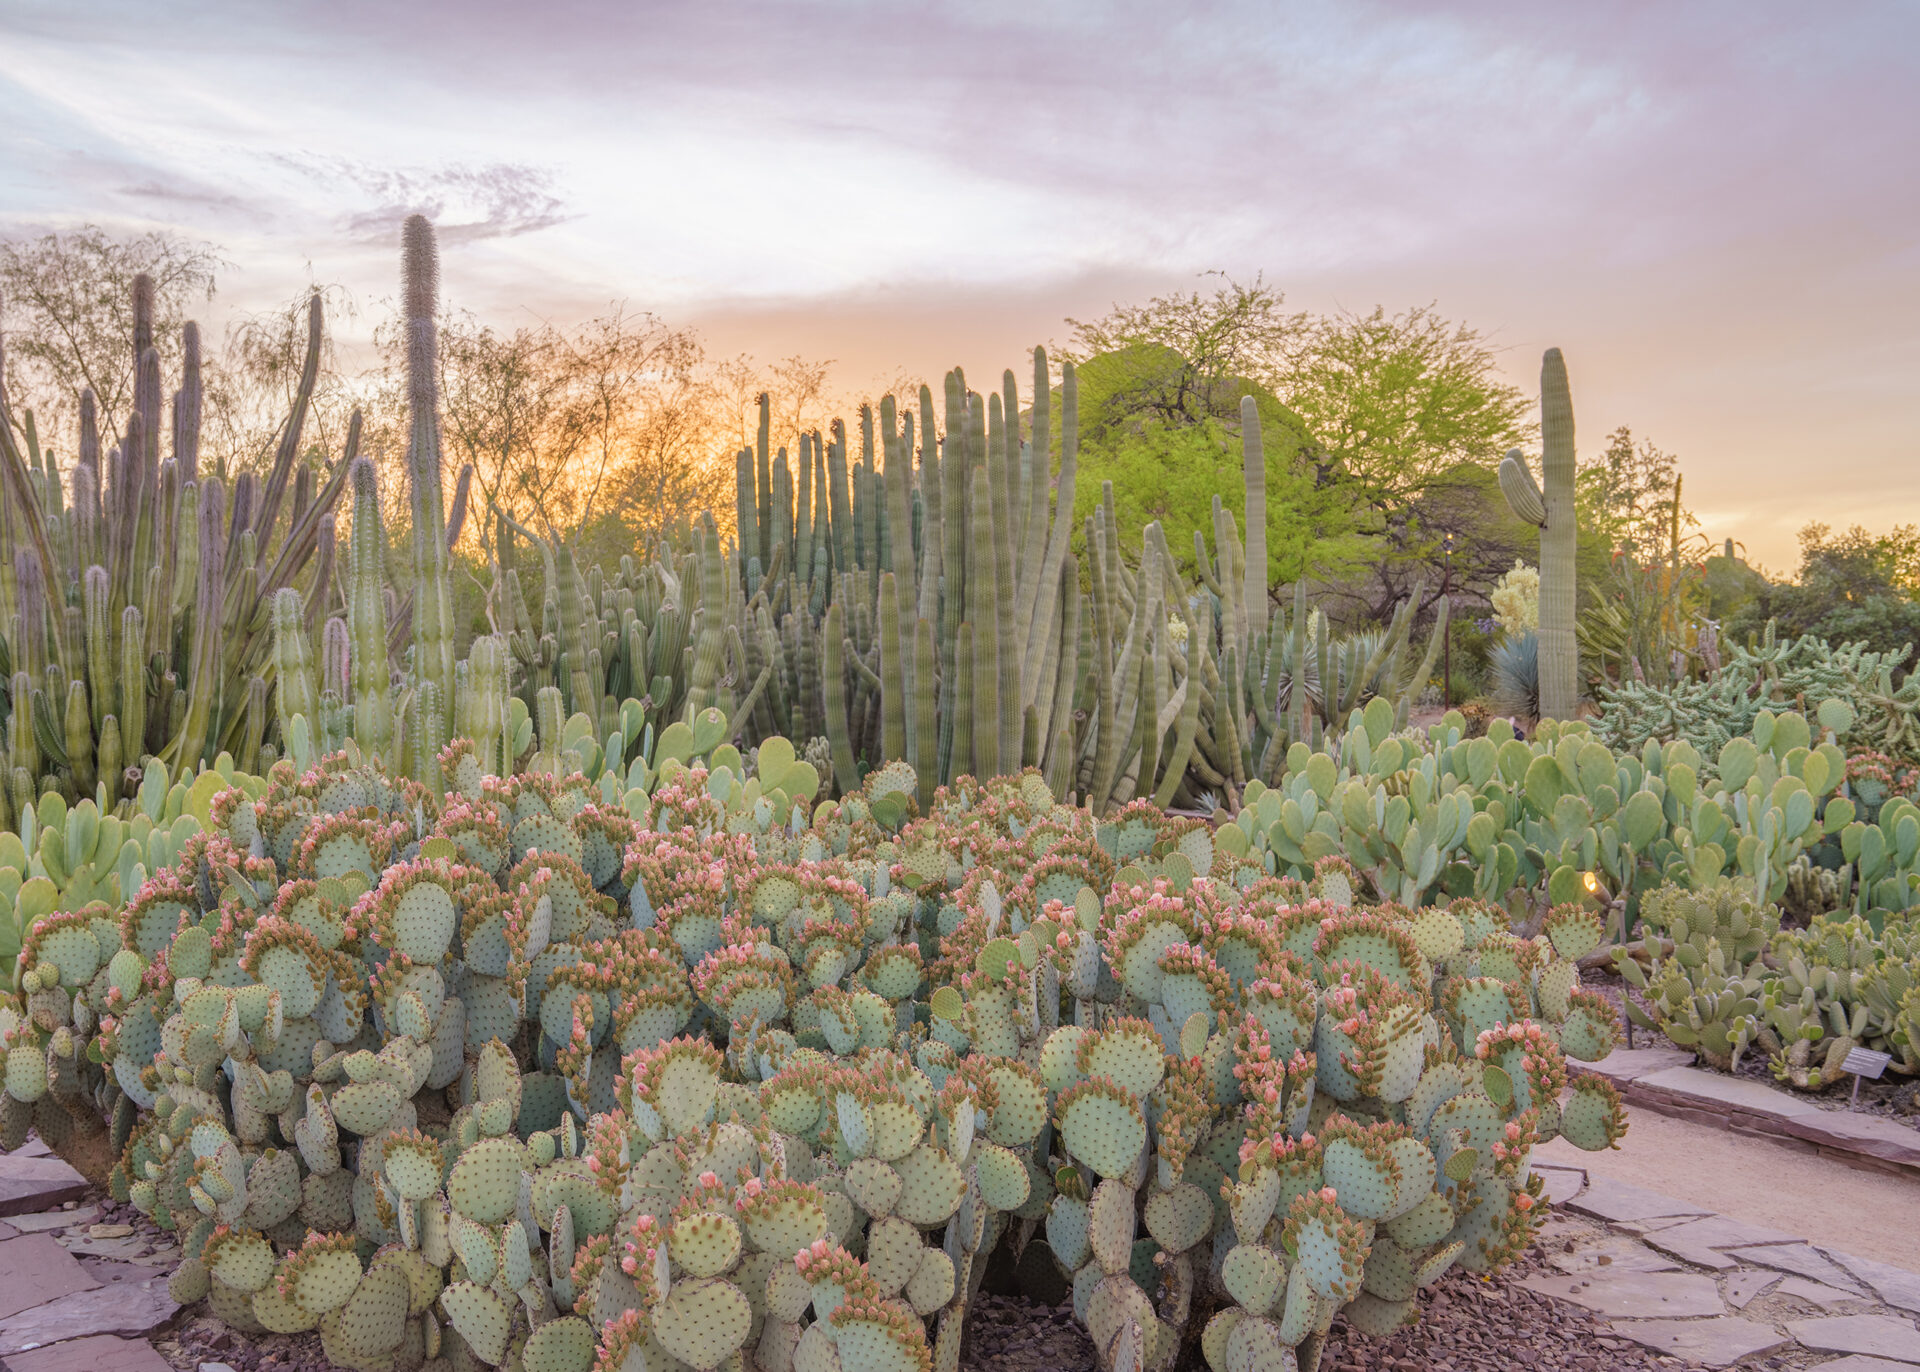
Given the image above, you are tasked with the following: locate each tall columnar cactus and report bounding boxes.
[347,458,392,760]
[403,215,457,745]
[1499,349,1577,721]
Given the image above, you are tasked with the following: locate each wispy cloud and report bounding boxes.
[1,1,1916,566]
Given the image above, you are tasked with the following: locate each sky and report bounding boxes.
[2,0,1917,572]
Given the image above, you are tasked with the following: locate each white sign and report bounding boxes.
[1843,1046,1892,1079]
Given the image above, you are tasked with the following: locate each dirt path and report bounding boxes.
[1536,1107,1920,1271]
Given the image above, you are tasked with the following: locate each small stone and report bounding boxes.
[85,1224,134,1240]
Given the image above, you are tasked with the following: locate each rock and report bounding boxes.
[0,1158,89,1221]
[1725,1242,1863,1292]
[1521,1269,1725,1320]
[1,1333,175,1372]
[1561,1177,1712,1225]
[0,1270,178,1355]
[1606,1316,1790,1368]
[2,1210,96,1236]
[1640,1214,1799,1270]
[84,1225,133,1240]
[1825,1249,1920,1318]
[1775,1276,1869,1308]
[0,1235,102,1322]
[1723,1268,1781,1309]
[1785,1313,1920,1360]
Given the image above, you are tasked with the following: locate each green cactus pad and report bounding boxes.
[326,1263,408,1365]
[844,1157,902,1218]
[1047,1195,1093,1272]
[670,1210,743,1279]
[1058,1082,1147,1180]
[904,1244,956,1315]
[440,1280,512,1364]
[974,1142,1031,1212]
[1142,1181,1212,1255]
[251,1277,319,1334]
[651,1275,753,1370]
[890,1144,965,1227]
[1222,1243,1287,1315]
[447,1134,529,1224]
[1087,1179,1136,1276]
[523,1315,597,1372]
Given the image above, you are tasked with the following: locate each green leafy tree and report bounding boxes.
[1730,523,1920,658]
[1283,304,1533,507]
[1577,425,1697,564]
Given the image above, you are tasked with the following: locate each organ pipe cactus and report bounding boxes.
[0,275,351,810]
[1499,349,1578,722]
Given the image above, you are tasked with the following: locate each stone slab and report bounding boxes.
[1633,1065,1825,1117]
[1522,1268,1725,1319]
[0,1235,101,1321]
[0,1225,14,1242]
[1724,1269,1781,1309]
[1547,1236,1682,1276]
[1778,1276,1868,1308]
[2,1333,174,1372]
[1606,1316,1790,1368]
[1562,1176,1713,1224]
[0,1209,94,1235]
[12,1141,51,1159]
[1826,1250,1920,1318]
[1726,1241,1864,1291]
[1535,1166,1586,1206]
[56,1234,150,1262]
[0,1159,88,1219]
[1572,1046,1694,1084]
[0,1270,178,1356]
[1779,1110,1920,1173]
[1808,1359,1920,1372]
[1786,1314,1920,1361]
[1642,1214,1801,1265]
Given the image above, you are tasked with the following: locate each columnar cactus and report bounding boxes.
[1499,348,1578,721]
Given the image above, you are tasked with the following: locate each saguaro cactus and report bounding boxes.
[1500,348,1577,720]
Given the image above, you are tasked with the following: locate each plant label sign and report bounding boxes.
[1844,1046,1892,1110]
[1843,1047,1892,1079]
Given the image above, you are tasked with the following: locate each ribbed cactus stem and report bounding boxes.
[412,678,445,787]
[120,605,145,762]
[465,635,508,777]
[272,587,318,746]
[64,680,93,796]
[1499,348,1578,720]
[348,459,392,759]
[402,215,456,743]
[171,477,225,766]
[83,567,111,733]
[1242,395,1268,641]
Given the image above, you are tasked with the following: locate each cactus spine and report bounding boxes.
[1500,348,1578,721]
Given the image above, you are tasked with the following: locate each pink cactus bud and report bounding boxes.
[1505,1121,1522,1140]
[699,1170,719,1187]
[587,1156,601,1173]
[621,1255,637,1274]
[1319,1186,1338,1203]
[1514,1194,1535,1211]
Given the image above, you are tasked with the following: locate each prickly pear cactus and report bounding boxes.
[2,727,1626,1372]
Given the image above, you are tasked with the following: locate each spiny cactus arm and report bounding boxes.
[271,588,319,746]
[0,405,69,667]
[1012,347,1053,652]
[827,418,852,578]
[1031,550,1077,758]
[168,477,226,766]
[1399,596,1451,727]
[880,397,918,714]
[1537,348,1578,721]
[1242,394,1269,642]
[822,600,859,795]
[912,617,937,811]
[1087,516,1121,812]
[878,573,908,765]
[967,466,1002,780]
[348,459,392,759]
[250,293,323,570]
[1498,449,1546,527]
[755,391,774,571]
[402,216,457,741]
[914,384,942,627]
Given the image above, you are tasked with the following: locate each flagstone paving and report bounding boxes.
[1532,1158,1920,1367]
[4,1140,1920,1368]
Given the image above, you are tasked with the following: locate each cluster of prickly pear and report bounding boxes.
[3,719,1633,1372]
